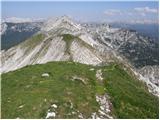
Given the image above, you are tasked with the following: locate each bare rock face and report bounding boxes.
[1,16,104,73]
[0,22,7,35]
[1,36,67,72]
[137,65,159,96]
[70,40,102,65]
[138,65,159,86]
[41,15,82,34]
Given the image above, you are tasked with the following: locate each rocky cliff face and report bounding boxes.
[138,65,159,86]
[0,22,8,35]
[1,16,159,96]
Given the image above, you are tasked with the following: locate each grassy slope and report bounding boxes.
[102,64,159,118]
[61,34,75,57]
[1,61,158,119]
[20,33,45,55]
[21,33,45,49]
[60,34,96,61]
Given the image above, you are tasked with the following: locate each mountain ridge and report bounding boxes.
[1,16,159,96]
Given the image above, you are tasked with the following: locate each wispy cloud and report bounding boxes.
[125,19,158,24]
[104,9,122,16]
[104,7,158,16]
[134,7,158,13]
[103,6,158,24]
[134,7,158,17]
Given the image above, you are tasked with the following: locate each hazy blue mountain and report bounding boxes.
[110,23,159,42]
[1,22,42,50]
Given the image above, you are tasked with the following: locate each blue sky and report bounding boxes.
[1,1,159,24]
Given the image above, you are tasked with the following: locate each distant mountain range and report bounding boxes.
[1,22,42,50]
[110,22,159,42]
[2,17,45,23]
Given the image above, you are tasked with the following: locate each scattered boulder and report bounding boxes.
[41,73,50,77]
[51,104,57,108]
[45,112,56,119]
[18,104,24,109]
[78,113,83,119]
[89,68,95,71]
[68,100,73,109]
[91,112,97,119]
[96,69,103,81]
[71,111,76,115]
[44,98,47,102]
[71,76,87,85]
[96,94,113,119]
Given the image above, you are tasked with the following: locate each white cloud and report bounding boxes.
[104,7,158,17]
[134,7,158,13]
[104,9,122,16]
[126,19,158,24]
[103,7,158,24]
[2,17,46,23]
[3,17,32,23]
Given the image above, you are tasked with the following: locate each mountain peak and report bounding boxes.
[41,16,81,32]
[60,15,72,21]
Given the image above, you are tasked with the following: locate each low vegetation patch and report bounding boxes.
[22,33,45,48]
[61,34,76,41]
[103,64,158,118]
[1,61,158,118]
[61,34,76,59]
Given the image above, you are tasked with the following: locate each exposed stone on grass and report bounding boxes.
[41,73,50,77]
[25,85,31,88]
[96,94,113,119]
[44,98,47,102]
[46,103,58,119]
[91,112,97,119]
[71,111,76,115]
[71,75,87,85]
[89,68,95,71]
[51,104,57,108]
[45,112,56,119]
[96,69,103,81]
[18,104,24,109]
[69,100,73,109]
[78,113,83,119]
